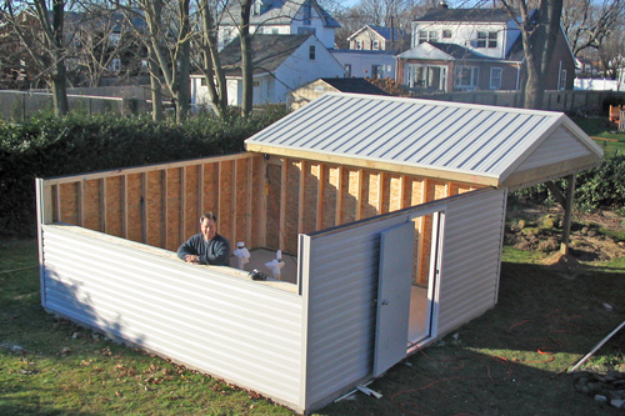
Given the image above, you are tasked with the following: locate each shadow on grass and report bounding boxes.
[319,260,625,416]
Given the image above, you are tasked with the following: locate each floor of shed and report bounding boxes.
[228,249,298,284]
[409,286,429,342]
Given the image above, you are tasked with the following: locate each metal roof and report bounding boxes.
[245,93,603,188]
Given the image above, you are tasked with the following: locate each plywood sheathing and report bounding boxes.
[105,176,123,238]
[126,173,142,243]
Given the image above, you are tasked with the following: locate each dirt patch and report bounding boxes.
[506,204,625,264]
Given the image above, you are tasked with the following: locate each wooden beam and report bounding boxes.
[246,157,253,246]
[180,167,186,246]
[259,158,267,247]
[54,184,61,223]
[377,172,384,214]
[356,169,363,221]
[161,170,168,249]
[279,159,287,251]
[43,185,53,224]
[197,164,204,216]
[316,164,325,231]
[141,172,147,244]
[100,178,107,233]
[78,180,85,227]
[122,175,128,239]
[298,161,306,234]
[335,166,343,226]
[231,160,237,246]
[399,175,406,210]
[545,181,567,207]
[245,144,500,187]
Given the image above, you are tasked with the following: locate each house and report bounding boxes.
[218,0,340,50]
[330,49,397,80]
[36,93,603,414]
[287,77,389,109]
[347,24,408,52]
[190,34,345,108]
[396,6,575,93]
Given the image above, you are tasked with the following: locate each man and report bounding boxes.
[177,212,231,266]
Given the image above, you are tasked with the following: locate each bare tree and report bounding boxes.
[562,0,624,57]
[597,28,625,79]
[3,0,71,115]
[499,0,564,109]
[239,0,252,117]
[195,0,228,116]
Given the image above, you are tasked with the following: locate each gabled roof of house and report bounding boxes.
[221,0,340,28]
[397,41,499,61]
[316,78,390,95]
[218,34,313,77]
[347,24,405,41]
[245,93,603,189]
[415,7,514,23]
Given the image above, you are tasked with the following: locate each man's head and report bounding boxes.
[200,212,217,241]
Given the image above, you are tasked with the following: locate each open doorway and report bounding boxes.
[408,210,444,344]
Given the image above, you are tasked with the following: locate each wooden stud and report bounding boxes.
[335,166,343,227]
[560,174,576,254]
[258,157,267,247]
[246,157,253,246]
[180,166,186,247]
[197,164,204,216]
[78,180,85,227]
[399,175,406,210]
[122,175,128,239]
[356,169,363,221]
[43,185,53,224]
[141,172,147,244]
[316,163,325,231]
[377,172,384,214]
[279,159,287,251]
[161,170,168,249]
[100,178,107,233]
[298,161,306,234]
[231,160,237,246]
[54,184,61,223]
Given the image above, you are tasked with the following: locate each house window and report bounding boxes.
[109,33,121,47]
[309,45,315,60]
[355,39,362,50]
[200,77,207,86]
[141,59,149,72]
[372,65,384,79]
[477,31,497,48]
[406,64,447,92]
[298,27,316,35]
[454,66,479,90]
[345,64,352,77]
[372,40,380,50]
[418,30,438,44]
[559,69,567,90]
[253,80,260,87]
[271,28,279,34]
[253,0,262,15]
[443,29,452,39]
[109,59,121,72]
[490,67,502,89]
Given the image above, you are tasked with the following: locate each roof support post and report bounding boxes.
[560,174,576,254]
[546,175,576,254]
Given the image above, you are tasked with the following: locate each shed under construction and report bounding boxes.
[36,93,603,414]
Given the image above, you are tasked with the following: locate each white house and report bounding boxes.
[397,6,575,92]
[191,34,345,108]
[218,0,340,50]
[330,49,397,80]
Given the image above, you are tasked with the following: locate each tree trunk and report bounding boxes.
[199,0,228,117]
[51,0,69,115]
[148,45,163,121]
[175,0,191,123]
[240,0,253,118]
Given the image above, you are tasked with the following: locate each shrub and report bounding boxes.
[0,107,288,237]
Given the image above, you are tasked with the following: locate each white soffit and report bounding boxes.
[245,93,603,187]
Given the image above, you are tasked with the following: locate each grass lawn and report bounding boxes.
[571,116,625,155]
[2,233,624,415]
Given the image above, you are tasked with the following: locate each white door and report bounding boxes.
[373,222,414,377]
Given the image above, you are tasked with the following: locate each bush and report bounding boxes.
[0,108,288,237]
[511,152,625,214]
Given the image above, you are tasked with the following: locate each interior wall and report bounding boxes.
[42,153,263,253]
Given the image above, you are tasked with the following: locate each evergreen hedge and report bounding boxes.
[0,107,288,237]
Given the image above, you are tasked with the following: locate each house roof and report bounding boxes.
[221,0,340,28]
[347,24,405,41]
[397,41,498,61]
[315,78,390,95]
[245,93,603,188]
[415,7,514,23]
[218,34,312,77]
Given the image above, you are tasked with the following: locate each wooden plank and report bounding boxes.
[180,167,186,248]
[100,178,107,232]
[231,159,238,247]
[43,185,53,224]
[257,157,267,248]
[356,169,363,221]
[161,170,168,249]
[399,175,406,210]
[44,153,255,185]
[78,180,85,227]
[142,172,148,244]
[122,175,128,239]
[298,161,306,234]
[246,157,253,247]
[279,159,287,251]
[197,164,204,216]
[245,143,499,187]
[316,163,325,231]
[54,184,61,223]
[335,166,343,227]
